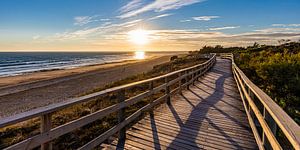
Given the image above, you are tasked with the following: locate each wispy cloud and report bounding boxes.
[192,16,219,21]
[271,24,300,27]
[74,16,110,26]
[120,0,144,13]
[142,29,300,47]
[100,18,110,21]
[209,26,240,31]
[32,35,40,40]
[74,16,96,26]
[180,19,191,22]
[118,0,205,19]
[148,13,173,20]
[54,19,143,40]
[254,27,300,33]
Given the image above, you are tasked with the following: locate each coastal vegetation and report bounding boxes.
[0,53,207,149]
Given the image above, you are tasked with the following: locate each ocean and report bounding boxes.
[0,51,181,77]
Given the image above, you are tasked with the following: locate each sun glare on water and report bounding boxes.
[134,51,145,59]
[128,29,149,45]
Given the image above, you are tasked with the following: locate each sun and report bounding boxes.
[128,29,149,45]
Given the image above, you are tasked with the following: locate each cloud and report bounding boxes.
[74,16,96,26]
[74,15,110,26]
[148,13,173,20]
[32,35,40,40]
[100,18,110,21]
[53,19,143,40]
[146,28,300,47]
[118,0,205,19]
[209,26,240,31]
[272,24,300,27]
[119,0,144,13]
[254,28,300,33]
[192,16,219,21]
[150,29,226,39]
[180,19,191,22]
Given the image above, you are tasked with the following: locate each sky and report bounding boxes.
[0,0,300,51]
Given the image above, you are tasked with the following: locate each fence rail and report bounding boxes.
[0,54,216,150]
[220,53,300,150]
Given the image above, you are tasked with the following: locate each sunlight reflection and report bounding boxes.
[134,51,145,59]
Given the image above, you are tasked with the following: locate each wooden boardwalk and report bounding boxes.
[104,59,258,150]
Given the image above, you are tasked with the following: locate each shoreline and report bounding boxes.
[0,55,173,117]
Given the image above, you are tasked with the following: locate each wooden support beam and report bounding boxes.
[117,89,126,142]
[41,114,52,150]
[165,76,170,104]
[178,72,182,94]
[186,70,190,90]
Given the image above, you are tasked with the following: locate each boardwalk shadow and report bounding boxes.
[150,112,161,150]
[166,60,245,149]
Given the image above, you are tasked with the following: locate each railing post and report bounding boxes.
[186,70,190,90]
[262,107,268,149]
[149,81,154,103]
[41,114,52,150]
[196,67,199,80]
[198,67,202,79]
[178,72,182,94]
[263,107,278,150]
[165,76,171,104]
[192,68,195,85]
[117,89,126,142]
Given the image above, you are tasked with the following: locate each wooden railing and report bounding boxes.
[220,53,300,150]
[0,54,216,150]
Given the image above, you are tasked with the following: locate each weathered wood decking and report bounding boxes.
[104,59,258,149]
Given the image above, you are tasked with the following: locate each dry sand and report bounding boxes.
[0,56,172,117]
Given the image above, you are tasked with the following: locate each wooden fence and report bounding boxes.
[220,53,300,150]
[0,54,216,150]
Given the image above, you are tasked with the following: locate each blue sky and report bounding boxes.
[0,0,300,51]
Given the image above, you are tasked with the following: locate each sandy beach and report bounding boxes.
[0,56,172,117]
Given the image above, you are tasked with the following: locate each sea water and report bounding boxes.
[0,52,138,77]
[0,51,182,77]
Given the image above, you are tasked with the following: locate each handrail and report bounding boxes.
[0,53,217,150]
[220,53,300,150]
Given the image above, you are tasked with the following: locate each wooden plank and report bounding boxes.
[127,128,201,150]
[133,120,256,148]
[140,116,255,142]
[143,115,252,136]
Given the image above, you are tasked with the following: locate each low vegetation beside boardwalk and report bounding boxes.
[0,53,207,149]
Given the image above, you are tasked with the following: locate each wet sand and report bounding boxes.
[0,56,172,117]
